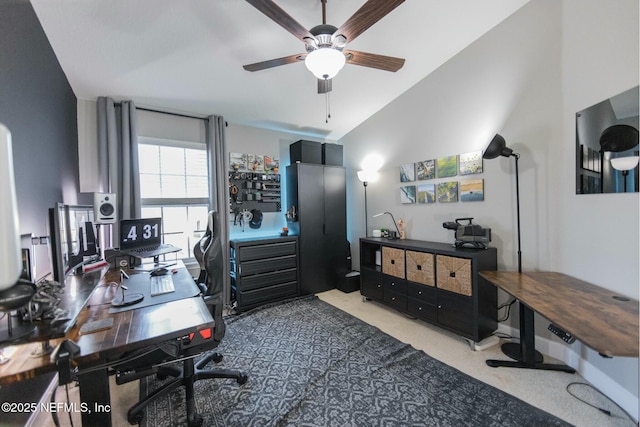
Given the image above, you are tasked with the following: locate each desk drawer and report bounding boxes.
[239,268,297,291]
[239,241,297,261]
[239,255,297,276]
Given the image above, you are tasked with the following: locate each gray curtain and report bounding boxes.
[205,115,230,304]
[97,97,141,245]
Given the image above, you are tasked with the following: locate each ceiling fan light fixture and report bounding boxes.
[305,48,346,80]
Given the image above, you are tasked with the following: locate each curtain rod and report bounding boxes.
[112,102,228,126]
[135,106,207,121]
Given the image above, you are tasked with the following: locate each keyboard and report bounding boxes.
[123,243,180,259]
[150,274,175,296]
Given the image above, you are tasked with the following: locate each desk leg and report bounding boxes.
[486,303,576,373]
[78,368,112,426]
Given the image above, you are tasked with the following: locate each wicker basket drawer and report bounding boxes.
[382,247,405,278]
[406,250,434,286]
[436,255,472,296]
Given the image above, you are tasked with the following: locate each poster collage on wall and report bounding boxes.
[230,152,280,173]
[399,151,484,204]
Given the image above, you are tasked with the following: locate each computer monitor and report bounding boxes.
[48,203,96,282]
[119,217,162,250]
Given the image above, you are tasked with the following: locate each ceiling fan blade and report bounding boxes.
[344,50,405,72]
[335,0,405,43]
[317,78,332,94]
[243,53,306,72]
[245,0,314,41]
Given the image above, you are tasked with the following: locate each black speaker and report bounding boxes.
[94,192,117,224]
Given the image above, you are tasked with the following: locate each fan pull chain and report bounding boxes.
[325,91,331,123]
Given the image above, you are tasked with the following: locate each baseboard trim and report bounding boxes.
[496,324,639,421]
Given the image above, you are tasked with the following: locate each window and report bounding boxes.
[138,137,209,260]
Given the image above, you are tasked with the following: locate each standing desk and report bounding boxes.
[0,262,212,426]
[480,271,639,371]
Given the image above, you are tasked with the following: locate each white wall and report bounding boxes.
[340,0,638,418]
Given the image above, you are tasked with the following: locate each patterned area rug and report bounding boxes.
[141,295,571,426]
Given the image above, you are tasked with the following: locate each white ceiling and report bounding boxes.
[30,0,529,140]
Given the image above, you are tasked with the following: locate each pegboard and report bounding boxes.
[228,171,281,214]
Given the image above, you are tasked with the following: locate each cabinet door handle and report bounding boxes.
[391,297,396,301]
[418,306,423,311]
[377,284,382,288]
[391,282,395,287]
[418,291,422,295]
[438,305,442,309]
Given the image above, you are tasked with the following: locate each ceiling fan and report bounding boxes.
[243,0,406,94]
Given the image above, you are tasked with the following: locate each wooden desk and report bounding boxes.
[480,271,639,371]
[0,264,213,426]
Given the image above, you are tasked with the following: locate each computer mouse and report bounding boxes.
[150,267,169,277]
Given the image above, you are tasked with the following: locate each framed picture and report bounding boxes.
[460,179,484,202]
[400,163,415,182]
[417,183,436,203]
[248,154,264,172]
[264,156,279,173]
[416,159,435,180]
[437,181,458,203]
[437,155,457,178]
[459,151,483,175]
[400,185,416,204]
[229,152,248,171]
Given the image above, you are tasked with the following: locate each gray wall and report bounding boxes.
[0,0,85,280]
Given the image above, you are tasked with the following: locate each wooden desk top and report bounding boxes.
[480,271,639,358]
[0,266,213,385]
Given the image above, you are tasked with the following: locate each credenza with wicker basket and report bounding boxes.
[359,237,498,343]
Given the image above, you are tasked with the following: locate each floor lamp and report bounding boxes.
[357,170,378,237]
[482,134,544,366]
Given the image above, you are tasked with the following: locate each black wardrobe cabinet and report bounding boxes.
[286,163,346,295]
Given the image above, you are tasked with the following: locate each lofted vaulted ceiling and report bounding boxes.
[30,0,529,140]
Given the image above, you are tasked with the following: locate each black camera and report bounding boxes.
[442,217,491,249]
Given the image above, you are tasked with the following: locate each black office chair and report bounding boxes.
[116,211,247,427]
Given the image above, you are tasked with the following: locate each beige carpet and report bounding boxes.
[34,289,634,427]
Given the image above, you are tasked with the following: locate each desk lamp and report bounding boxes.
[482,134,543,365]
[373,212,401,240]
[0,124,36,354]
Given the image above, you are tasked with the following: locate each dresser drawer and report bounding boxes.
[382,247,405,278]
[407,298,437,322]
[239,254,297,276]
[381,275,407,294]
[238,268,297,291]
[360,268,383,300]
[383,289,407,311]
[236,281,298,307]
[407,281,436,305]
[239,241,296,261]
[437,291,473,338]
